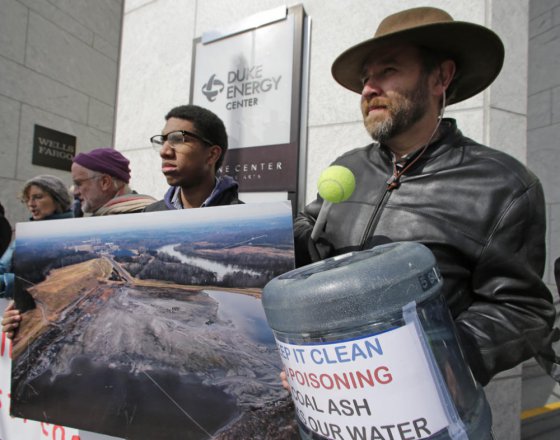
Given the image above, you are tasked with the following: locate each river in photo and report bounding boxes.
[158,244,261,281]
[206,290,275,346]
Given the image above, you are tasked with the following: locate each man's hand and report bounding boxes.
[2,301,21,340]
[280,369,291,391]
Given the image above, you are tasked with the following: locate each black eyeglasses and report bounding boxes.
[150,130,214,152]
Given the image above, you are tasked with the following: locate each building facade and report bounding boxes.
[0,0,123,224]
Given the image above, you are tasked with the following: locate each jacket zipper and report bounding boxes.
[358,136,432,250]
[358,164,399,251]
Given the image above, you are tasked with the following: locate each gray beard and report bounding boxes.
[80,201,95,213]
[368,117,400,143]
[365,77,430,143]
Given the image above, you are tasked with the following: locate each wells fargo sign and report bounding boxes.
[32,125,76,171]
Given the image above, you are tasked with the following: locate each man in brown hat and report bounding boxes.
[294,7,557,387]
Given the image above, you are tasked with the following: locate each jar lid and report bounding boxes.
[262,241,442,334]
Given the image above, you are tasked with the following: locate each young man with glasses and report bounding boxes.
[71,148,155,215]
[144,105,241,211]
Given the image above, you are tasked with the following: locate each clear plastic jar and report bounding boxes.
[263,242,492,440]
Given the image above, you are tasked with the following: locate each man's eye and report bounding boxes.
[168,134,184,144]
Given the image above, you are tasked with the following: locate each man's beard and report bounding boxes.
[80,193,105,213]
[80,199,95,213]
[362,75,430,143]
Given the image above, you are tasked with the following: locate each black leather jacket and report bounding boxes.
[294,119,556,385]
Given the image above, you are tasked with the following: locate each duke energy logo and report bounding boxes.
[201,74,225,102]
[201,65,282,110]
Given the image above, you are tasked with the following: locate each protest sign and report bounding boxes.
[9,202,295,439]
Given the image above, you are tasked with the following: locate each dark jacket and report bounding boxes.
[555,258,560,294]
[294,119,556,385]
[0,214,11,258]
[144,175,242,212]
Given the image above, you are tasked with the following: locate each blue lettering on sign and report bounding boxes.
[310,338,383,365]
[277,343,291,360]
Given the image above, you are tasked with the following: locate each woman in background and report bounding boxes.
[1,175,73,336]
[19,175,73,222]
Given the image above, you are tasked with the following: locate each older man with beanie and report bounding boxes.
[294,6,558,389]
[72,148,155,215]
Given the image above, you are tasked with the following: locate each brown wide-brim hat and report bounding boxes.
[331,7,505,105]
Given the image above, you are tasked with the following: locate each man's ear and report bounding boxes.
[99,174,114,190]
[207,145,223,167]
[436,59,456,95]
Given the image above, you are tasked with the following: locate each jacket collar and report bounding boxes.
[29,210,73,221]
[164,175,239,209]
[373,118,465,174]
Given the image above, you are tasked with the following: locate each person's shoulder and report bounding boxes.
[327,143,377,168]
[0,216,11,231]
[338,143,374,159]
[463,140,539,188]
[211,186,243,207]
[143,199,169,212]
[45,211,74,220]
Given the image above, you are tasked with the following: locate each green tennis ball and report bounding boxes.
[317,165,356,203]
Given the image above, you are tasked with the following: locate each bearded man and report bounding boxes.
[294,7,557,387]
[71,148,155,215]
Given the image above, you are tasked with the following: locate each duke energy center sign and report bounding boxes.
[191,7,305,192]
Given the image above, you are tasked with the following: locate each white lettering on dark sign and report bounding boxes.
[32,125,76,171]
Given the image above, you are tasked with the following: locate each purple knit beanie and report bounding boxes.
[73,148,131,183]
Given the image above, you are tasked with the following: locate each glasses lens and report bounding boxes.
[151,135,164,150]
[23,194,44,203]
[167,131,185,145]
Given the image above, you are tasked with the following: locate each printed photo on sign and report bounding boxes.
[9,202,296,439]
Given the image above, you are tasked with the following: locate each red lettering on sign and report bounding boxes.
[0,331,10,358]
[0,331,12,357]
[287,365,393,390]
[52,425,65,440]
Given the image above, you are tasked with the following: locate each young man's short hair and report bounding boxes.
[165,105,228,171]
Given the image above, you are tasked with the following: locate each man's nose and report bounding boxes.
[159,142,175,158]
[361,81,381,99]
